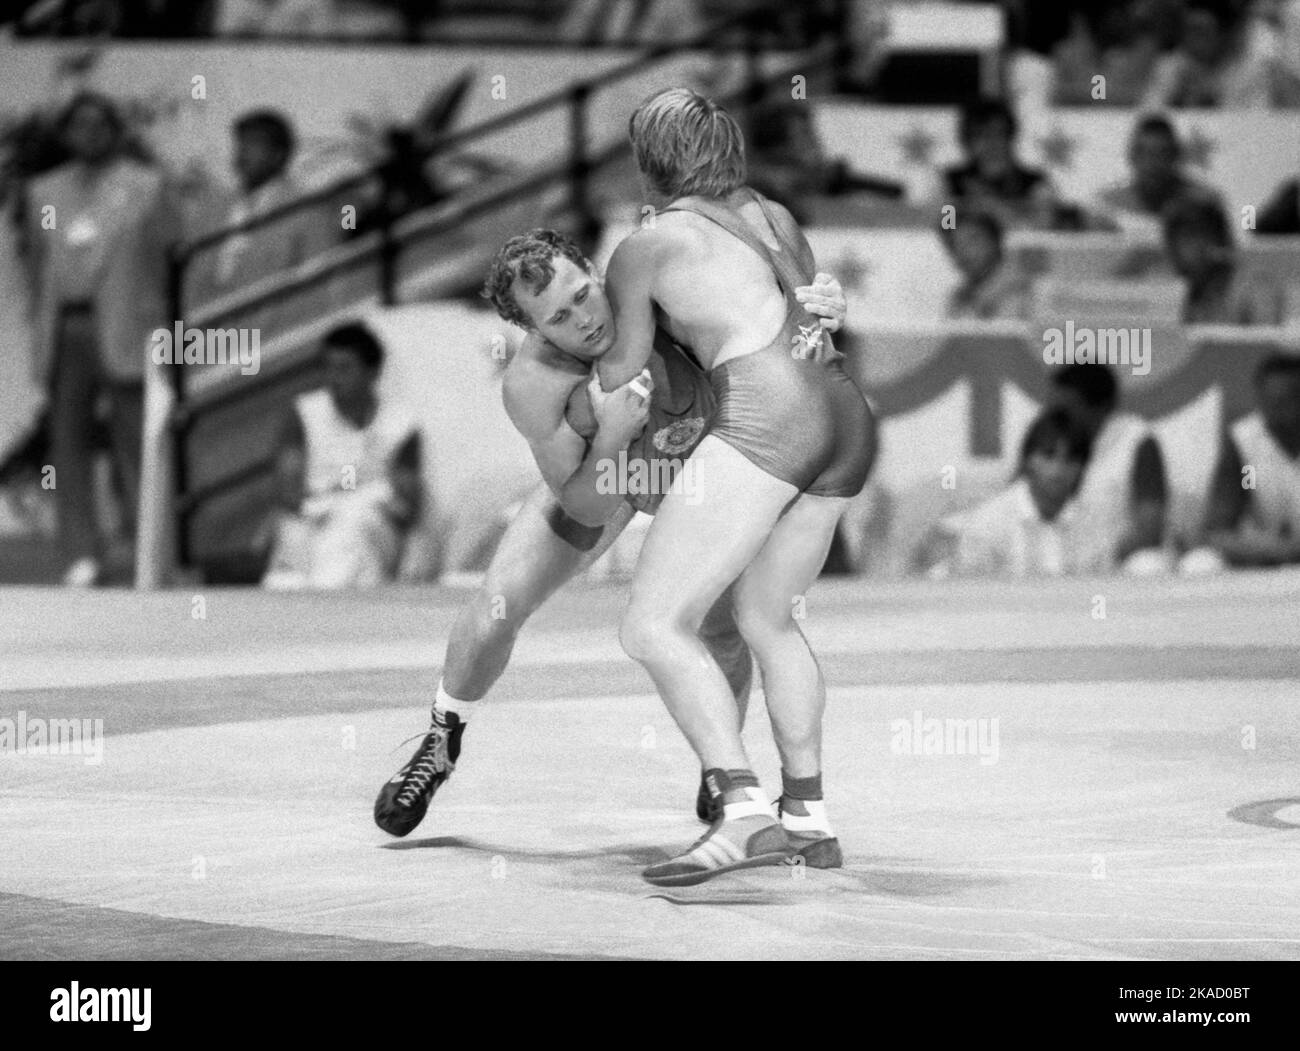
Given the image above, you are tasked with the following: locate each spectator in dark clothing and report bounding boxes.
[941,98,1062,231]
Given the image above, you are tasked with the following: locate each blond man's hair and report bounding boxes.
[629,87,746,201]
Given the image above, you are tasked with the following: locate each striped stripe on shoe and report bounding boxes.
[642,814,793,887]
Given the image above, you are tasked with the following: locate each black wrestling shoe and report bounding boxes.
[373,715,465,837]
[695,771,722,823]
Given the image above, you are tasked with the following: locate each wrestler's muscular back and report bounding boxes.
[640,192,804,371]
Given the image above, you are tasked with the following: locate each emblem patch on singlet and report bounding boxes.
[653,416,706,455]
[791,322,824,360]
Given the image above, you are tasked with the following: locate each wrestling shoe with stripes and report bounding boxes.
[373,714,464,837]
[644,789,793,887]
[779,796,843,869]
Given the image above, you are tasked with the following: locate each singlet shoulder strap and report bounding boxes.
[659,189,807,302]
[749,191,809,276]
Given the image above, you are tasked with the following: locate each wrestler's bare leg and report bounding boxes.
[376,480,752,837]
[443,485,750,715]
[374,484,630,836]
[442,483,633,701]
[619,436,796,773]
[732,491,847,781]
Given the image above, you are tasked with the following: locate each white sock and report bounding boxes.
[434,680,474,722]
[780,799,834,836]
[721,786,774,822]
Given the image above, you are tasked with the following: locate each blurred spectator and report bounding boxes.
[1270,0,1300,103]
[925,407,1092,578]
[1199,353,1300,566]
[262,323,423,590]
[11,0,124,35]
[1051,363,1169,571]
[1051,2,1173,106]
[11,0,213,35]
[215,0,338,37]
[1141,1,1274,109]
[558,0,703,44]
[743,87,905,224]
[941,99,1070,230]
[1256,172,1300,233]
[939,208,1030,320]
[21,91,176,586]
[1091,114,1225,233]
[186,109,335,314]
[1163,197,1287,323]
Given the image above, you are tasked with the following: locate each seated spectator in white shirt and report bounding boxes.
[1051,363,1170,572]
[1198,352,1300,567]
[924,408,1092,578]
[940,208,1031,321]
[262,323,423,590]
[1091,114,1225,235]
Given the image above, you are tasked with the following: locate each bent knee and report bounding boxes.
[619,606,688,665]
[618,607,659,664]
[734,603,801,649]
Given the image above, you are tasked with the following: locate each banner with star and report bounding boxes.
[814,105,1299,219]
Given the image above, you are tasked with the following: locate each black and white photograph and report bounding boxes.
[0,0,1297,1021]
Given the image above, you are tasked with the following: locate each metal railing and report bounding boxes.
[165,2,851,570]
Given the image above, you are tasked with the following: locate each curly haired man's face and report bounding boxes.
[516,256,616,360]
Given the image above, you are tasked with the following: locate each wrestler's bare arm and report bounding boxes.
[503,338,648,526]
[595,230,661,393]
[502,352,587,493]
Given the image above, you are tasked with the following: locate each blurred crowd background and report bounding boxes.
[0,0,1297,589]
